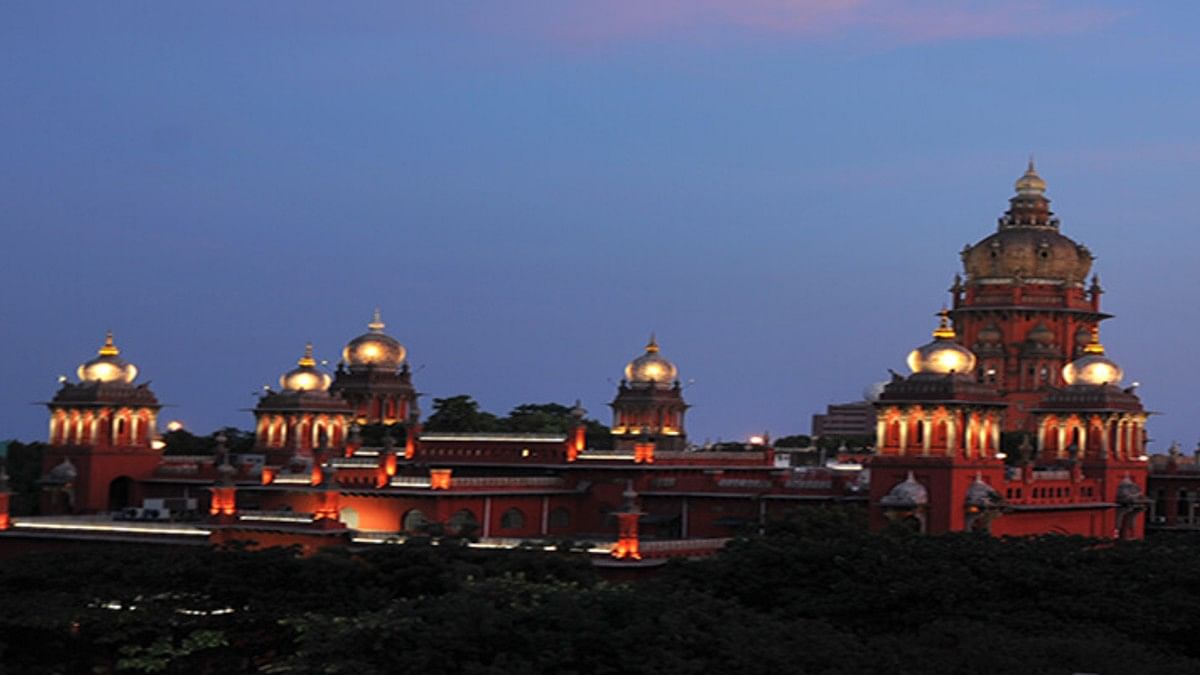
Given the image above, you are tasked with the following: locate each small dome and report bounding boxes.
[624,334,678,385]
[280,344,333,392]
[77,332,138,384]
[1116,474,1144,505]
[906,312,977,375]
[880,471,928,509]
[343,309,406,370]
[1026,323,1055,345]
[47,457,77,483]
[976,323,1003,344]
[1014,158,1046,195]
[1061,329,1123,386]
[965,473,1002,508]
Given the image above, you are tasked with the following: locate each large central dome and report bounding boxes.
[960,161,1093,286]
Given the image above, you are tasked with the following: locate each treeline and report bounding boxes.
[2,509,1199,673]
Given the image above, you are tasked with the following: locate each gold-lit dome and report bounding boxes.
[907,311,977,375]
[343,309,406,370]
[77,331,138,384]
[1014,158,1046,195]
[1062,329,1123,386]
[624,334,678,385]
[280,343,333,392]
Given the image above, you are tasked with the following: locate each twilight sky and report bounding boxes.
[2,2,1198,450]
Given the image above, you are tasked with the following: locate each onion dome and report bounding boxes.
[960,160,1093,286]
[1062,327,1123,386]
[280,343,333,392]
[343,309,406,370]
[976,323,1003,344]
[965,473,1003,509]
[77,331,139,384]
[46,457,77,484]
[1026,323,1054,346]
[880,471,928,509]
[906,311,977,375]
[624,334,678,386]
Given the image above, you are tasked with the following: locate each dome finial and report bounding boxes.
[1015,157,1046,196]
[1083,325,1105,355]
[298,342,317,367]
[932,308,956,339]
[98,330,119,356]
[645,333,659,354]
[368,308,385,333]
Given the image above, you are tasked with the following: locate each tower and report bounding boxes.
[329,309,417,426]
[951,161,1106,432]
[254,344,353,467]
[1031,327,1149,538]
[870,314,1008,533]
[610,335,689,452]
[42,332,162,513]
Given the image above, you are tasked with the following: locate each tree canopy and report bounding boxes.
[3,510,1200,673]
[423,397,612,449]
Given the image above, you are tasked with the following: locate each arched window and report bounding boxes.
[402,509,428,533]
[549,507,571,530]
[449,509,479,536]
[500,508,525,530]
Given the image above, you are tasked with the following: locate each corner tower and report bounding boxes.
[42,332,162,513]
[950,161,1107,432]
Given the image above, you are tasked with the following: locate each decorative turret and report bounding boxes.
[1061,327,1123,386]
[77,331,139,384]
[280,344,333,392]
[330,309,417,426]
[906,310,977,376]
[611,335,689,452]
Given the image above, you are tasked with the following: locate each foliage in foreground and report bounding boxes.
[1,511,1198,674]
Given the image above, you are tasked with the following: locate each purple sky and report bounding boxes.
[2,2,1198,450]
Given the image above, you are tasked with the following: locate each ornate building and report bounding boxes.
[871,164,1149,538]
[0,164,1164,563]
[610,336,689,452]
[950,161,1107,432]
[330,310,417,426]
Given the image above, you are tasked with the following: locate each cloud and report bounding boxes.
[485,0,1127,49]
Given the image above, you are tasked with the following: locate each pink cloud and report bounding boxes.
[484,0,1127,49]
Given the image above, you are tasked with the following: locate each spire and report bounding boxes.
[645,333,659,354]
[298,343,317,367]
[932,308,956,339]
[368,308,385,333]
[98,330,119,357]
